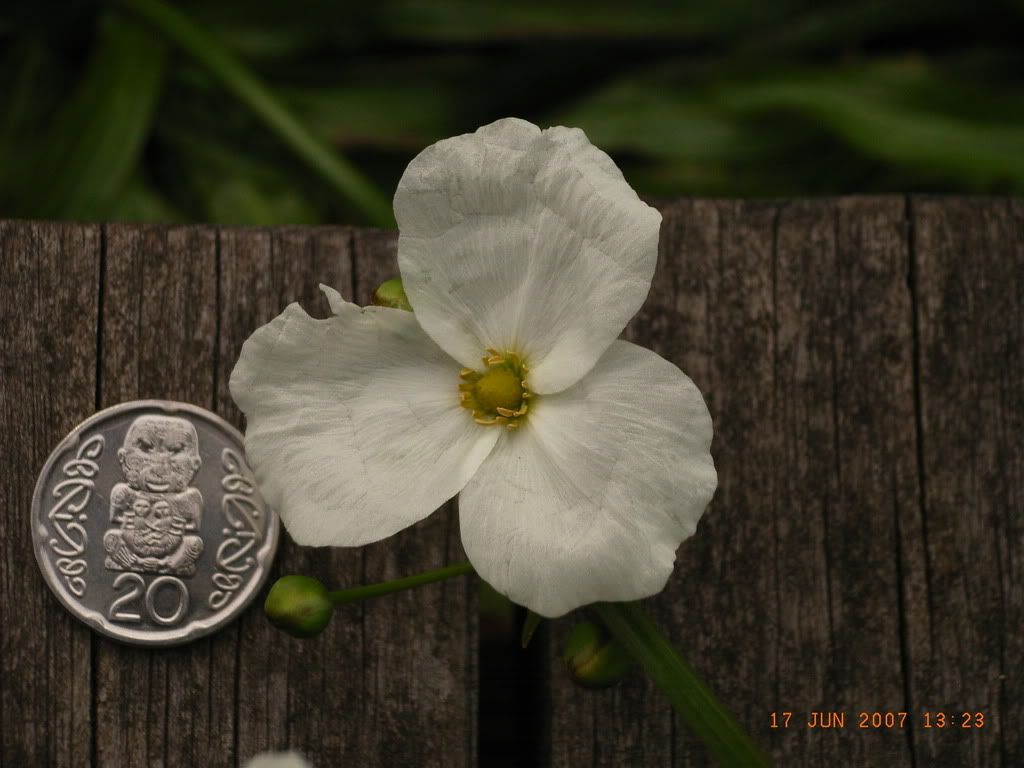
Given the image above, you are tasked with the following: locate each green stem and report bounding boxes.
[593,601,772,768]
[329,560,475,605]
[119,0,394,227]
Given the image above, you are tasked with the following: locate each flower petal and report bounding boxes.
[229,289,499,547]
[458,340,716,617]
[243,752,312,768]
[395,117,662,394]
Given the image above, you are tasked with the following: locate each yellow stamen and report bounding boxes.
[459,348,535,430]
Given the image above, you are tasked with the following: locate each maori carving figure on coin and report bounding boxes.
[103,415,205,577]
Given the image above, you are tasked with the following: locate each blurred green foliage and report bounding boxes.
[2,0,1022,225]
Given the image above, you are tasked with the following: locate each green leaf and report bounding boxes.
[122,0,394,226]
[721,66,1024,187]
[594,602,772,767]
[186,0,807,45]
[154,121,323,225]
[556,57,1024,194]
[108,173,186,223]
[0,40,47,198]
[556,81,753,163]
[281,79,462,151]
[9,12,167,219]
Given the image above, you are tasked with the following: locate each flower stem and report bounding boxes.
[593,601,772,767]
[118,0,394,227]
[329,560,475,605]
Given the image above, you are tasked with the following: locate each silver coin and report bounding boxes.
[31,400,280,646]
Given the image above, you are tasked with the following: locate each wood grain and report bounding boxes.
[545,196,1021,767]
[219,225,368,765]
[0,199,1020,767]
[93,224,224,768]
[903,197,1023,767]
[0,221,477,768]
[0,221,99,768]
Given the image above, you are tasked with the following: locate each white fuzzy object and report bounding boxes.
[243,751,312,768]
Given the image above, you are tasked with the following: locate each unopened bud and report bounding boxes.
[264,575,333,638]
[371,278,412,311]
[563,620,634,689]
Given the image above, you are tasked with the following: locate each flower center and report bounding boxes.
[475,367,523,413]
[458,349,532,430]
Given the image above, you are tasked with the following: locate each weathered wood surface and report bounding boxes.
[548,197,1023,768]
[1,197,1020,768]
[0,222,476,768]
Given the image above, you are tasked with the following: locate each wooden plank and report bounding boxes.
[93,224,228,768]
[0,221,99,768]
[761,197,914,765]
[547,199,784,768]
[219,225,368,764]
[2,200,1020,766]
[220,226,476,766]
[904,197,1023,767]
[351,229,478,768]
[663,199,783,768]
[546,198,919,766]
[661,199,784,768]
[1008,199,1024,768]
[822,198,918,765]
[1,221,478,767]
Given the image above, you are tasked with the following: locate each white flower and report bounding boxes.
[230,118,717,618]
[243,751,311,768]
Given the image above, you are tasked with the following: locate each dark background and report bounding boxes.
[2,0,1023,227]
[2,3,1021,766]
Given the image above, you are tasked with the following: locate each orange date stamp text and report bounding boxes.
[769,711,987,729]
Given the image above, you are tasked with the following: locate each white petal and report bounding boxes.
[318,281,346,315]
[458,340,716,617]
[395,117,661,394]
[243,752,312,768]
[229,290,499,547]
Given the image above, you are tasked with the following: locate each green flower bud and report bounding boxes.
[563,620,634,689]
[264,575,333,638]
[371,278,412,311]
